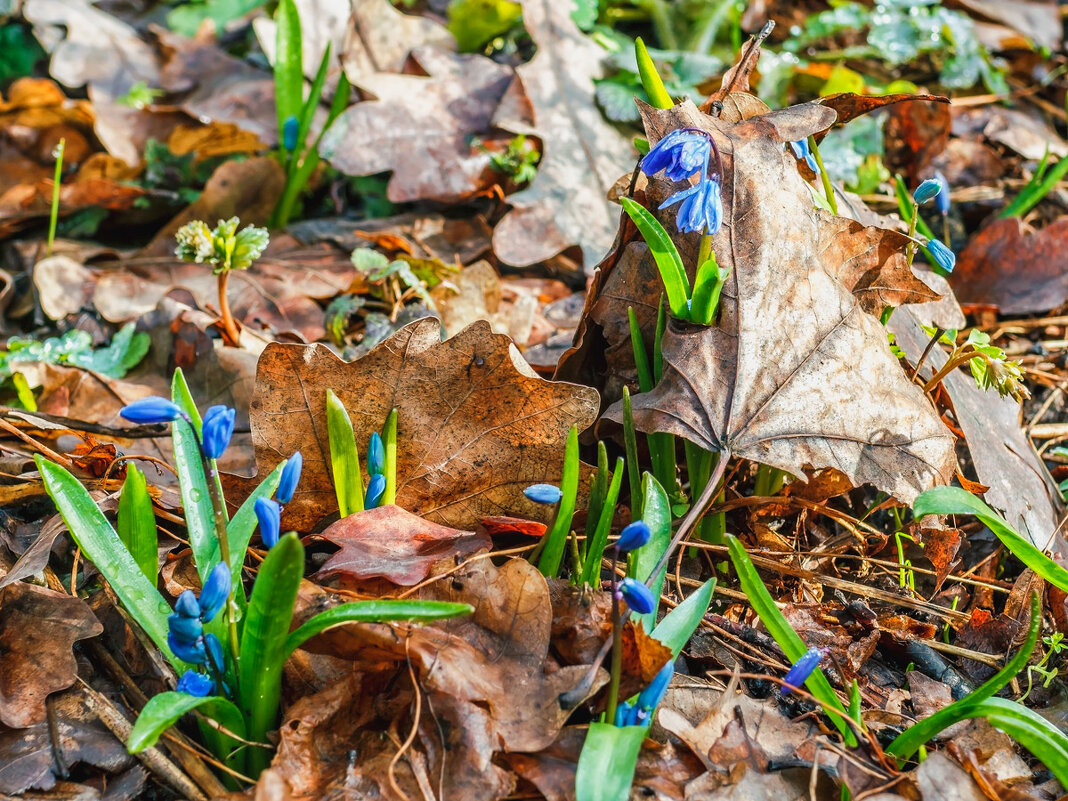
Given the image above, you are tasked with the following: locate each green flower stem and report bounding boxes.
[383,408,398,506]
[807,135,838,216]
[605,548,625,726]
[697,234,714,271]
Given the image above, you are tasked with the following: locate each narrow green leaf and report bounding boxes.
[34,457,181,669]
[912,488,1068,593]
[383,407,398,506]
[689,256,729,326]
[629,474,671,631]
[622,387,642,518]
[888,592,1040,760]
[575,722,647,801]
[652,578,714,656]
[585,441,610,540]
[326,389,364,517]
[537,425,580,578]
[620,198,690,318]
[580,457,625,586]
[285,600,473,657]
[117,464,157,582]
[273,0,303,140]
[726,534,855,744]
[627,308,653,394]
[635,37,673,110]
[128,692,245,755]
[239,532,304,775]
[293,43,331,163]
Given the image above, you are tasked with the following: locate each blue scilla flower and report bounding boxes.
[201,405,235,459]
[282,115,299,153]
[203,633,224,672]
[175,589,201,619]
[913,177,943,205]
[781,646,828,695]
[788,139,818,173]
[197,563,230,624]
[255,497,281,549]
[637,660,673,715]
[934,171,950,216]
[619,577,656,615]
[925,239,956,273]
[367,432,385,477]
[524,483,562,505]
[121,397,182,424]
[641,129,712,183]
[276,452,302,504]
[168,631,207,664]
[177,670,215,697]
[660,177,722,235]
[614,701,639,727]
[616,520,651,552]
[365,473,386,509]
[168,611,203,643]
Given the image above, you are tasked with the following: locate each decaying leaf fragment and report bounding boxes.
[604,101,955,503]
[244,318,599,530]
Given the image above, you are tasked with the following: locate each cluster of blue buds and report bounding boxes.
[254,452,302,549]
[788,139,818,173]
[365,432,386,509]
[640,128,724,235]
[614,660,674,727]
[780,646,829,695]
[169,562,230,685]
[121,398,235,459]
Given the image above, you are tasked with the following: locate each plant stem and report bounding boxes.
[47,138,65,258]
[199,449,242,668]
[216,271,241,346]
[605,548,624,725]
[697,234,714,267]
[807,135,838,215]
[922,348,978,393]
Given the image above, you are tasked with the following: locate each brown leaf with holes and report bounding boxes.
[0,583,102,728]
[241,318,598,531]
[600,101,954,504]
[314,505,491,587]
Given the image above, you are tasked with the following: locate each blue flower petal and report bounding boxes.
[616,521,652,552]
[619,577,656,615]
[201,405,235,459]
[523,483,563,505]
[367,433,385,478]
[781,646,828,694]
[121,397,182,424]
[255,497,281,549]
[176,670,215,697]
[168,632,207,665]
[197,562,231,624]
[168,612,203,643]
[276,452,302,504]
[637,660,674,713]
[934,171,950,215]
[913,178,943,205]
[925,239,956,273]
[175,589,201,619]
[365,473,386,509]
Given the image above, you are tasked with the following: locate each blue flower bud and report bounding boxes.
[619,577,656,615]
[781,646,828,695]
[175,590,201,619]
[616,521,652,552]
[365,473,386,509]
[197,562,230,624]
[282,115,299,153]
[523,483,562,505]
[913,178,943,205]
[176,670,215,697]
[788,139,818,173]
[925,239,956,273]
[168,632,206,665]
[659,177,722,235]
[934,171,950,215]
[637,660,673,714]
[121,397,182,424]
[201,405,235,459]
[367,433,385,477]
[641,129,712,183]
[168,612,203,643]
[614,701,638,727]
[203,633,225,673]
[275,452,302,504]
[255,497,281,549]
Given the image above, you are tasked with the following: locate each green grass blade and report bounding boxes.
[326,389,364,517]
[620,198,690,318]
[893,174,935,240]
[690,257,728,326]
[585,441,610,541]
[1000,152,1068,219]
[238,532,304,776]
[652,578,715,656]
[575,722,647,801]
[913,487,1068,593]
[294,43,331,163]
[35,456,181,669]
[285,600,473,657]
[117,464,157,582]
[629,473,671,630]
[635,37,673,109]
[888,592,1040,760]
[580,457,625,586]
[537,425,580,578]
[622,387,642,518]
[627,308,654,394]
[383,407,398,506]
[128,692,245,754]
[273,0,303,140]
[726,534,855,744]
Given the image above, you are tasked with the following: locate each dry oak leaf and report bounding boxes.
[605,101,954,504]
[320,47,512,203]
[0,582,102,728]
[491,0,635,269]
[314,504,492,587]
[245,318,599,530]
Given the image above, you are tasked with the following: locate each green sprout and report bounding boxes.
[919,326,1029,403]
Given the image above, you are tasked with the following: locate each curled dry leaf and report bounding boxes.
[491,0,635,269]
[601,101,954,504]
[0,582,102,728]
[242,318,599,530]
[314,504,492,587]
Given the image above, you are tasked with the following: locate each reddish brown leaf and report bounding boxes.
[921,526,963,592]
[314,505,491,587]
[0,583,102,728]
[818,92,949,129]
[478,515,547,538]
[882,99,951,185]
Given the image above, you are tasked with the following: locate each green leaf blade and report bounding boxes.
[128,692,245,754]
[620,198,690,318]
[326,389,364,517]
[117,464,158,582]
[575,722,647,801]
